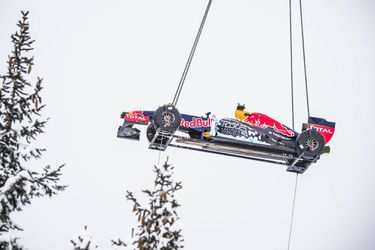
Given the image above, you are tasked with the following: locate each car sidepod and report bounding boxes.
[212,118,269,145]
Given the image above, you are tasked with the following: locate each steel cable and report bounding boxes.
[287,173,299,250]
[157,1,212,165]
[287,0,312,248]
[299,0,311,118]
[289,0,295,130]
[172,0,212,107]
[287,0,299,249]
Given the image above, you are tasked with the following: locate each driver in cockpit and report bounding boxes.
[235,103,251,121]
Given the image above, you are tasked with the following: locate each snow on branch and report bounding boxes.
[114,159,184,250]
[0,10,66,249]
[71,226,98,250]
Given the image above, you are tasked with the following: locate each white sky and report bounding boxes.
[1,0,375,249]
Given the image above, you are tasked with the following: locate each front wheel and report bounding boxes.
[296,130,325,157]
[154,104,181,131]
[146,123,169,144]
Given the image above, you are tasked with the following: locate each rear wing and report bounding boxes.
[307,117,335,144]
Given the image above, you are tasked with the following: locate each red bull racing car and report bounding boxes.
[117,104,335,174]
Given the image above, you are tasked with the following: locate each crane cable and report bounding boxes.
[287,1,298,248]
[172,0,212,107]
[289,0,295,131]
[156,0,212,166]
[287,173,299,250]
[287,0,311,249]
[299,0,311,118]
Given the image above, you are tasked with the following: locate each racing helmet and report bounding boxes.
[236,103,246,111]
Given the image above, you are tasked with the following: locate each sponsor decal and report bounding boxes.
[244,113,295,137]
[124,112,149,124]
[215,118,268,145]
[309,125,333,134]
[308,124,335,144]
[217,119,256,138]
[180,117,213,128]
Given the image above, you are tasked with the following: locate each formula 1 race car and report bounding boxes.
[117,104,335,174]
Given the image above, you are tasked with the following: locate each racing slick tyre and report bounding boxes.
[146,123,169,144]
[154,104,181,131]
[296,129,325,157]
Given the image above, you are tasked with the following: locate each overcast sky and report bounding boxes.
[1,0,375,249]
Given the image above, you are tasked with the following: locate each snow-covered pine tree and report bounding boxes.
[71,226,98,250]
[0,11,66,249]
[113,159,183,250]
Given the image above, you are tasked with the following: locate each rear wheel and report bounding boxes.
[154,104,181,131]
[296,130,325,157]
